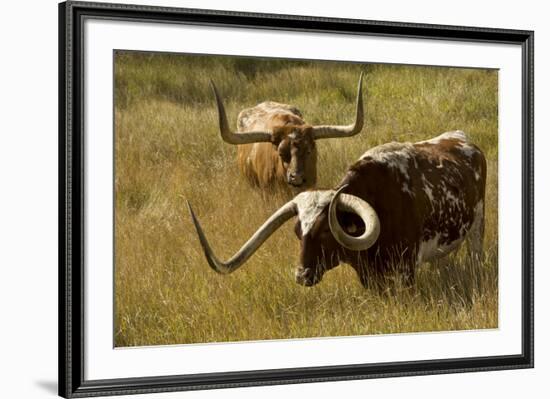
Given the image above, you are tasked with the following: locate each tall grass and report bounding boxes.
[114,51,498,347]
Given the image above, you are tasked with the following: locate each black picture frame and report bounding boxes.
[59,1,534,397]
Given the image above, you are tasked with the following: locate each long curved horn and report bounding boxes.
[187,200,297,274]
[210,81,273,145]
[311,72,364,140]
[328,185,380,251]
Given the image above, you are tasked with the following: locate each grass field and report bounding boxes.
[114,51,498,347]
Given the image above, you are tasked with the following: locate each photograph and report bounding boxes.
[114,51,499,347]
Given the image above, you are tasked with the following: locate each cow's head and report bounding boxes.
[187,185,380,286]
[271,125,316,187]
[211,73,365,189]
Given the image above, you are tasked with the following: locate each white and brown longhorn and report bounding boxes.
[211,74,365,190]
[188,131,487,288]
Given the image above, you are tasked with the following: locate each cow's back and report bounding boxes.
[237,101,303,132]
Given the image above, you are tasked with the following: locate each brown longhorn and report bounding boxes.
[211,73,365,190]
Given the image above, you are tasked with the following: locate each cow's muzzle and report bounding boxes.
[294,267,321,286]
[287,172,305,187]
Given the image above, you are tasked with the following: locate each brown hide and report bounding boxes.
[236,102,318,190]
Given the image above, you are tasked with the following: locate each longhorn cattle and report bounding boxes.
[211,74,365,190]
[188,130,486,288]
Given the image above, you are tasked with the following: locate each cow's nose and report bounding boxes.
[288,173,304,186]
[295,267,315,286]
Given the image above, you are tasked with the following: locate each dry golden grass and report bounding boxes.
[114,52,498,347]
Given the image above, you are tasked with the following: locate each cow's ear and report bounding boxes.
[303,126,315,139]
[271,129,284,145]
[339,211,366,237]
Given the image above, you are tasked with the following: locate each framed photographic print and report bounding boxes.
[59,1,534,397]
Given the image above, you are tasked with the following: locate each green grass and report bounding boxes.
[114,51,498,347]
